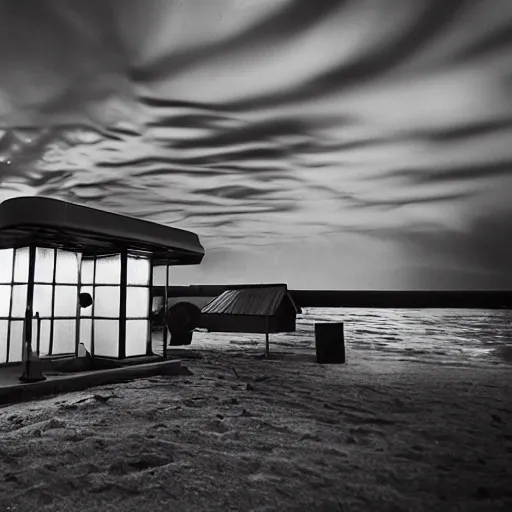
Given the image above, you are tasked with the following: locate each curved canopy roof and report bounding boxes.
[0,197,204,265]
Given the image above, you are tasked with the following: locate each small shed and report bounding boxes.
[199,284,301,334]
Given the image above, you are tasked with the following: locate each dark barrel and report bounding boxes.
[165,302,201,346]
[169,331,194,346]
[315,322,345,364]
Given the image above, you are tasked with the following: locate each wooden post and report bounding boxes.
[19,306,46,382]
[5,248,17,363]
[26,245,36,350]
[35,312,41,356]
[19,246,46,382]
[90,253,97,358]
[163,264,169,359]
[22,306,31,361]
[75,253,82,358]
[146,255,154,357]
[118,250,127,359]
[47,248,57,356]
[265,316,270,358]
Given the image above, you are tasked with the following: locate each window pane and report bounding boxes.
[55,250,79,284]
[94,319,119,357]
[94,286,120,318]
[80,258,95,284]
[13,247,29,283]
[52,319,76,355]
[0,320,7,363]
[0,285,10,316]
[34,248,55,283]
[95,255,121,284]
[33,318,51,357]
[8,320,24,363]
[0,249,14,283]
[126,320,148,357]
[127,255,150,285]
[54,286,78,317]
[11,285,27,318]
[80,318,92,353]
[79,286,93,317]
[152,266,161,285]
[33,285,53,317]
[126,287,149,318]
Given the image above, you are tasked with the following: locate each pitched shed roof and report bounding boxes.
[0,196,204,265]
[201,285,301,316]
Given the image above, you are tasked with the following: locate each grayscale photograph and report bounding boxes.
[0,1,511,511]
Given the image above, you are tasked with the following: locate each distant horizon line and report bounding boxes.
[155,285,512,293]
[151,286,512,309]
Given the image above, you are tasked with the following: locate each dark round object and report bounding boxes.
[165,302,201,334]
[79,292,93,309]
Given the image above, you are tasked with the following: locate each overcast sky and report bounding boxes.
[0,0,511,289]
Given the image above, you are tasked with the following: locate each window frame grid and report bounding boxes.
[145,255,153,356]
[47,249,58,355]
[2,248,152,363]
[4,248,17,363]
[163,263,170,359]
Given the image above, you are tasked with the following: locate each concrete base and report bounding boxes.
[0,359,190,406]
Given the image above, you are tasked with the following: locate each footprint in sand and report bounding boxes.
[206,419,230,434]
[248,472,283,483]
[108,454,172,476]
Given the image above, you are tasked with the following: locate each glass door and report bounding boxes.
[126,255,151,357]
[32,248,80,356]
[79,253,151,359]
[80,254,121,358]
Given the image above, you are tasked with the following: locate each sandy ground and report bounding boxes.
[0,345,511,512]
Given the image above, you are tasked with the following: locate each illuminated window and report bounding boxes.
[0,320,7,363]
[126,320,148,356]
[13,248,29,283]
[126,287,150,318]
[81,259,95,284]
[54,286,78,317]
[52,320,76,354]
[55,250,80,284]
[0,286,10,317]
[33,285,53,317]
[94,319,119,357]
[34,248,55,283]
[0,249,13,283]
[11,285,28,317]
[95,255,121,284]
[8,321,24,362]
[95,287,120,318]
[127,256,150,285]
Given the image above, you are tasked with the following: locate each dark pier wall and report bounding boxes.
[152,286,512,309]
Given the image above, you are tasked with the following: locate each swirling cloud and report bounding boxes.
[0,0,511,288]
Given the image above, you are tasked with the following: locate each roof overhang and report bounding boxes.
[201,285,302,316]
[0,197,204,265]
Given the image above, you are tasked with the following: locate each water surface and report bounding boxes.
[176,308,512,368]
